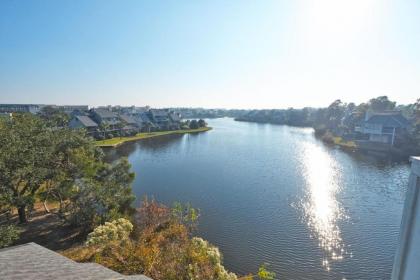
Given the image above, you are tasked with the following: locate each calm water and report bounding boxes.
[105,118,410,280]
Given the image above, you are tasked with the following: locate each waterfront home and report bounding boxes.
[147,109,171,130]
[355,111,411,146]
[119,114,140,133]
[168,111,182,129]
[68,115,98,135]
[135,112,156,132]
[90,108,121,131]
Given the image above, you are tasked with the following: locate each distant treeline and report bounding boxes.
[235,96,420,154]
[236,96,418,128]
[167,108,250,119]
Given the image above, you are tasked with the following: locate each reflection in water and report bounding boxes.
[301,142,349,271]
[103,134,184,162]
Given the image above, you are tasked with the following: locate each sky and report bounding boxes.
[0,0,419,109]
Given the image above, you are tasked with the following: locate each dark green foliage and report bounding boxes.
[189,120,199,129]
[0,224,21,248]
[368,96,396,112]
[0,113,135,228]
[198,119,207,128]
[0,114,55,222]
[38,106,70,127]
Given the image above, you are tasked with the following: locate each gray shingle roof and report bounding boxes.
[366,113,411,128]
[169,112,181,122]
[93,108,118,119]
[120,114,137,124]
[76,116,98,127]
[0,243,152,280]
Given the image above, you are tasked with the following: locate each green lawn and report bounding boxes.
[95,127,212,147]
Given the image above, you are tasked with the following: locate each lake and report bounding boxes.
[104,118,410,280]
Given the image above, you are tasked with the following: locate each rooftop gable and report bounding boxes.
[75,116,98,127]
[366,113,411,128]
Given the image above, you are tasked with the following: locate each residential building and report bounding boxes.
[119,114,140,133]
[0,104,44,114]
[90,108,121,131]
[355,111,411,146]
[69,115,98,134]
[55,105,89,114]
[147,109,171,129]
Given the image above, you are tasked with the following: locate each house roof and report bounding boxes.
[150,109,169,117]
[75,116,98,127]
[169,112,181,122]
[93,108,117,119]
[0,243,151,280]
[120,114,137,124]
[138,113,151,123]
[366,113,411,128]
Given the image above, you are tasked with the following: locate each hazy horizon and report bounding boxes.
[1,0,419,109]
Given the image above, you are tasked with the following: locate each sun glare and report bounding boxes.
[300,142,348,271]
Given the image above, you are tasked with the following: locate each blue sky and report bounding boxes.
[0,0,419,108]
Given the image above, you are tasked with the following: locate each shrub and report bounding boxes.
[86,218,133,246]
[64,200,238,280]
[0,224,21,249]
[321,130,335,144]
[106,133,113,139]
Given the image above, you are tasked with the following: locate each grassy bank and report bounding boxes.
[332,136,357,149]
[96,126,212,147]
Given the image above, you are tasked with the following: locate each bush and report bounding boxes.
[86,218,133,246]
[106,133,114,139]
[0,224,21,249]
[321,130,335,144]
[64,199,237,280]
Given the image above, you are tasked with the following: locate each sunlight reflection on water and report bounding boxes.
[300,142,350,271]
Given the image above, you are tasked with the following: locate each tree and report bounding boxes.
[198,119,207,128]
[325,99,345,129]
[38,106,70,127]
[0,113,135,226]
[0,114,55,222]
[189,120,199,129]
[55,157,135,229]
[368,96,396,112]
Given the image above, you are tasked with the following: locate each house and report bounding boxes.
[147,109,171,130]
[134,112,156,132]
[55,105,89,114]
[168,111,182,129]
[0,242,151,280]
[355,111,411,146]
[69,115,98,134]
[90,108,121,131]
[119,114,140,133]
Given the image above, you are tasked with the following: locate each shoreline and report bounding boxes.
[95,127,212,148]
